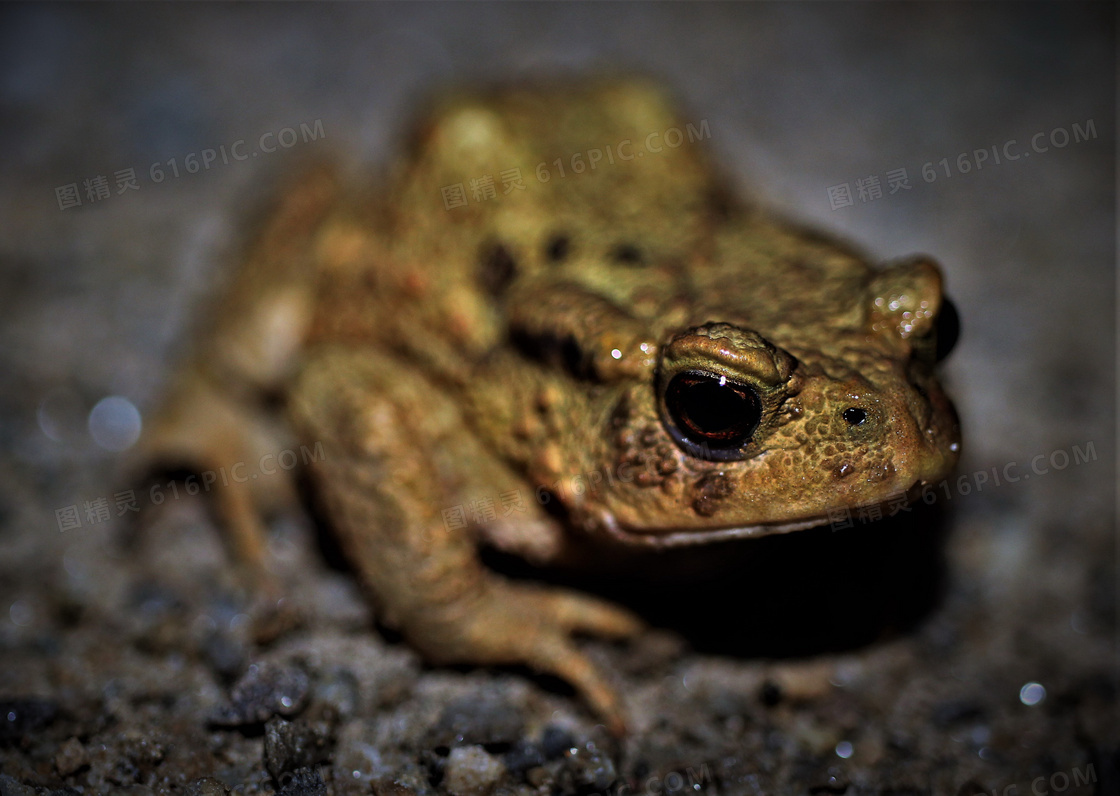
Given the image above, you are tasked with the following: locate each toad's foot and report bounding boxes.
[409,577,644,735]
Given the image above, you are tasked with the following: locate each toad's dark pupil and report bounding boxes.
[843,407,867,426]
[666,372,761,448]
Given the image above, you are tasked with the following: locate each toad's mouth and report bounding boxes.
[595,481,933,549]
[597,513,830,548]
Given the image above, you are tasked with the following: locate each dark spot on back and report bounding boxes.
[706,184,738,221]
[610,243,644,265]
[609,394,631,429]
[478,241,517,296]
[509,329,596,382]
[544,233,571,263]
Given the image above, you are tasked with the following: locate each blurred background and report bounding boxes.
[0,4,1114,794]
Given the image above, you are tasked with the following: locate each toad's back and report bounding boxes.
[304,79,724,368]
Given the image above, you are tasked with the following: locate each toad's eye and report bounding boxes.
[663,371,761,460]
[934,297,960,362]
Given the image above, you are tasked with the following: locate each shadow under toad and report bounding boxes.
[481,503,951,659]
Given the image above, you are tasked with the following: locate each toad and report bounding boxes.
[137,78,960,733]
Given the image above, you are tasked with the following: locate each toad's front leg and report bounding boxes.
[288,347,643,733]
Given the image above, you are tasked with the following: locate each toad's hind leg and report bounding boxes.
[288,347,644,733]
[135,372,299,587]
[132,165,340,587]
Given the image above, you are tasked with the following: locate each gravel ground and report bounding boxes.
[0,4,1115,795]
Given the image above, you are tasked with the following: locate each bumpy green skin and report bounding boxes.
[138,78,960,733]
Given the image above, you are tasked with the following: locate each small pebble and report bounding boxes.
[276,767,327,796]
[202,629,248,682]
[539,725,575,760]
[557,740,617,794]
[264,716,334,781]
[503,738,545,775]
[0,774,37,796]
[54,736,89,777]
[431,691,523,747]
[444,745,506,796]
[184,777,232,796]
[210,661,310,726]
[313,666,360,719]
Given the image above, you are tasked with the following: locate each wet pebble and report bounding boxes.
[201,628,248,683]
[184,778,232,796]
[210,661,310,726]
[372,760,437,796]
[556,740,618,795]
[0,774,37,796]
[443,745,506,796]
[539,725,575,760]
[264,716,335,782]
[276,767,327,796]
[502,738,546,776]
[312,666,361,719]
[430,691,523,747]
[128,730,166,767]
